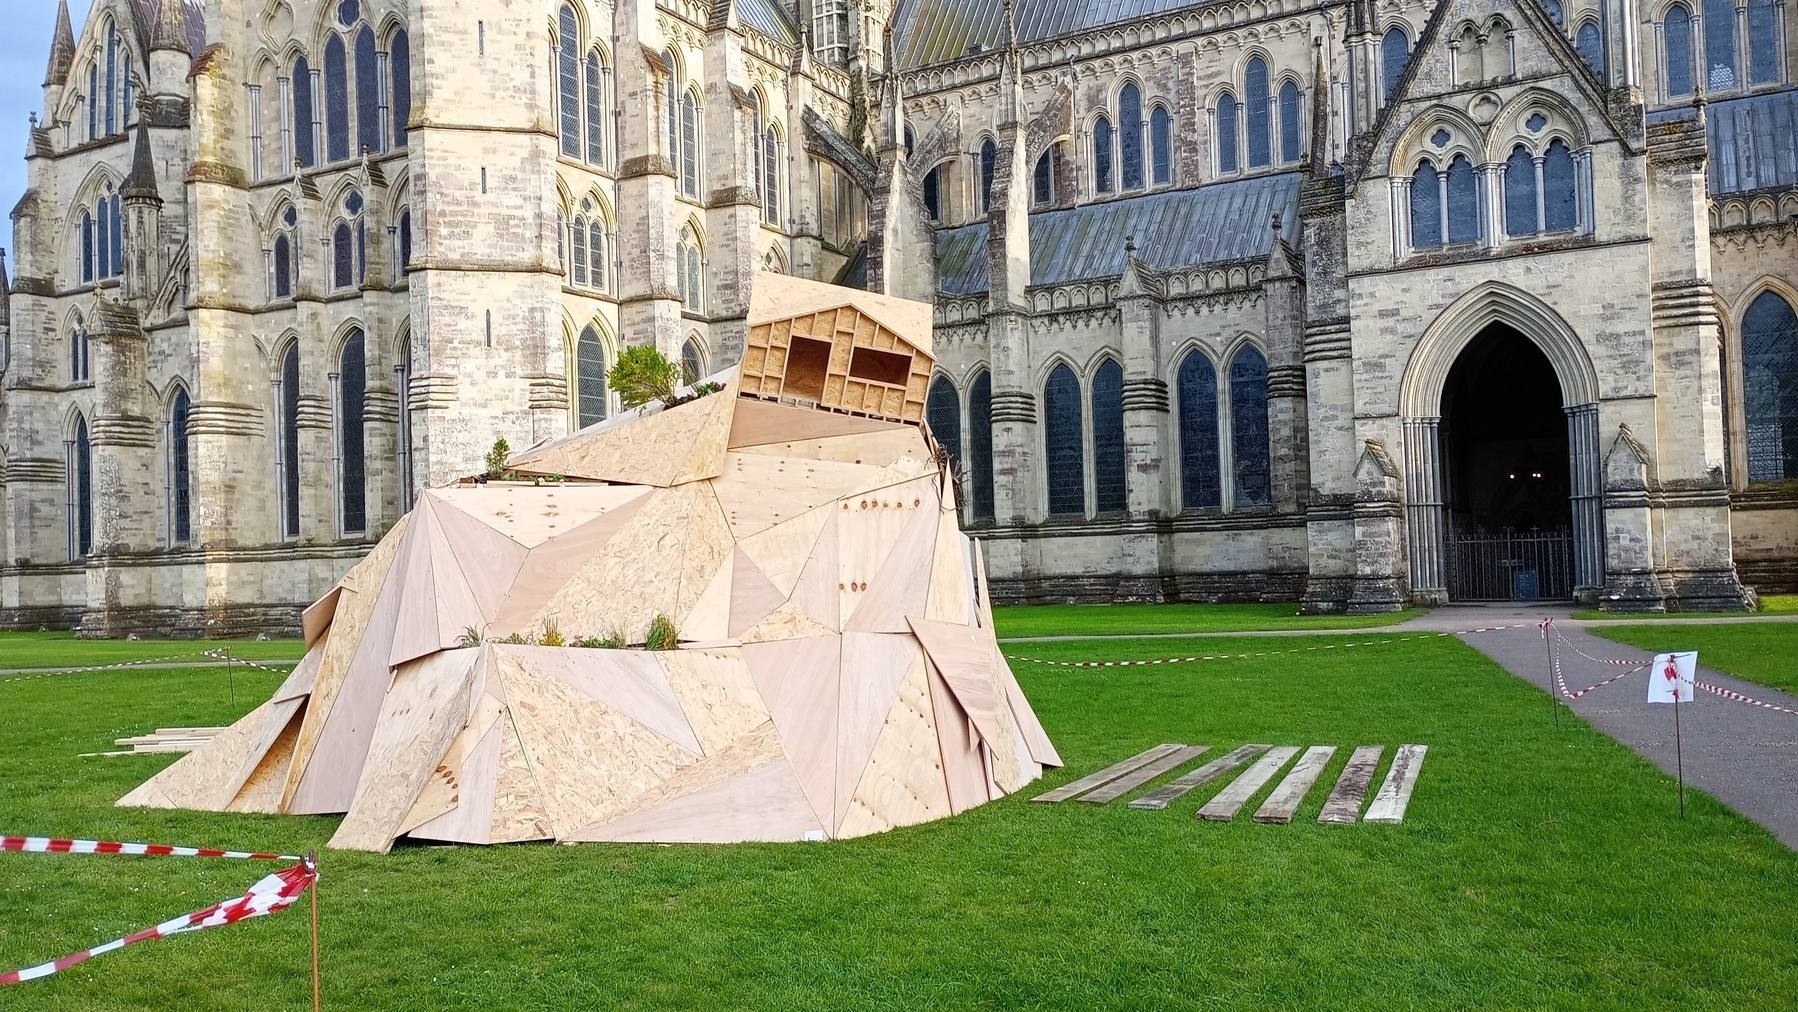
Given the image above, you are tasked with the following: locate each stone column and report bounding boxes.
[1299,175,1357,613]
[1116,252,1168,601]
[83,299,160,635]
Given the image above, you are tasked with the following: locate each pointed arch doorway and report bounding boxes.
[1400,285,1604,604]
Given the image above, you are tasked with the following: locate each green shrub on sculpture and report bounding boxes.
[607,346,681,409]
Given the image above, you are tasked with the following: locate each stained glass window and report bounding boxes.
[1217,96,1238,173]
[1743,292,1798,482]
[1382,28,1410,103]
[1576,22,1605,73]
[1702,0,1737,91]
[1542,139,1577,231]
[294,56,316,166]
[325,35,350,161]
[172,389,192,542]
[558,5,580,156]
[280,345,301,537]
[355,27,379,154]
[80,211,94,283]
[398,210,412,267]
[1411,161,1442,248]
[927,376,961,472]
[1178,352,1221,509]
[1033,149,1052,205]
[1093,116,1114,192]
[763,126,781,224]
[1446,154,1479,244]
[923,166,941,220]
[585,52,605,164]
[1748,0,1778,84]
[1151,107,1172,184]
[968,371,994,519]
[681,339,703,385]
[1246,58,1271,168]
[274,234,292,298]
[589,218,606,290]
[979,138,997,211]
[334,222,354,289]
[1092,359,1126,513]
[73,415,92,557]
[1542,0,1565,26]
[339,330,367,533]
[391,31,410,147]
[1505,145,1538,237]
[572,215,588,285]
[681,91,699,198]
[1044,365,1085,516]
[1664,5,1694,96]
[1278,82,1301,162]
[1119,83,1144,189]
[577,325,607,427]
[1230,346,1271,507]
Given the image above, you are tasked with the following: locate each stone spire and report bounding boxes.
[1309,38,1330,175]
[44,0,76,87]
[999,0,1024,127]
[150,0,190,54]
[123,123,161,204]
[878,22,902,154]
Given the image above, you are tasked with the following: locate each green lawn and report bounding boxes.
[2,629,1796,1009]
[1571,593,1798,621]
[991,602,1418,638]
[0,632,304,671]
[1587,621,1798,696]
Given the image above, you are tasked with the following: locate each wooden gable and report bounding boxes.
[742,304,933,423]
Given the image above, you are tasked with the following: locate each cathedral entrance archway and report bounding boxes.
[1399,283,1604,604]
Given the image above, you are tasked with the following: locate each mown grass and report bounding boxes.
[1571,593,1798,622]
[1,627,1796,1010]
[1587,621,1798,696]
[0,632,304,670]
[991,602,1418,638]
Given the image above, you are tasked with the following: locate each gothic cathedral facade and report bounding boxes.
[1,0,1795,633]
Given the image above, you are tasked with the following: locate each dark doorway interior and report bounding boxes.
[1441,324,1574,599]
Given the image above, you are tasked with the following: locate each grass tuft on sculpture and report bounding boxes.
[119,275,1060,852]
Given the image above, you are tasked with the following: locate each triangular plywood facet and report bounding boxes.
[117,698,281,812]
[742,635,841,831]
[657,649,771,755]
[488,711,554,844]
[924,509,975,625]
[738,504,832,596]
[301,587,341,648]
[396,692,507,838]
[405,701,505,844]
[507,373,740,485]
[488,491,654,638]
[839,476,937,627]
[431,484,654,549]
[226,708,306,815]
[568,759,824,844]
[908,616,1028,793]
[389,497,492,669]
[678,553,734,643]
[727,397,909,448]
[740,603,835,643]
[221,695,308,804]
[845,486,940,633]
[500,644,700,755]
[270,647,322,704]
[993,643,1062,768]
[674,487,735,628]
[733,427,932,469]
[834,633,921,831]
[428,492,530,617]
[837,648,953,837]
[924,662,991,815]
[710,452,900,539]
[728,547,787,638]
[788,511,840,631]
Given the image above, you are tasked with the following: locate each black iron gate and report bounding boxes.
[1446,528,1575,601]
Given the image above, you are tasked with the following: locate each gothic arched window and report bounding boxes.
[589,213,608,291]
[1749,0,1779,83]
[1665,5,1695,97]
[572,214,589,286]
[923,165,942,220]
[1543,0,1565,26]
[1504,145,1538,237]
[88,55,99,140]
[70,414,93,559]
[355,26,380,154]
[1743,291,1798,482]
[70,315,90,382]
[333,221,355,289]
[1278,82,1302,163]
[968,371,995,519]
[1092,359,1126,513]
[927,375,962,473]
[1230,346,1272,507]
[107,192,122,278]
[576,325,608,428]
[293,55,317,168]
[1216,95,1239,173]
[677,226,703,311]
[979,138,998,211]
[398,209,412,268]
[1245,58,1272,168]
[1702,0,1738,91]
[681,338,704,385]
[274,234,293,298]
[558,5,580,157]
[1151,107,1172,184]
[79,210,95,284]
[681,90,701,198]
[391,30,411,147]
[1119,83,1145,190]
[1034,148,1053,206]
[663,50,680,165]
[278,343,301,538]
[585,50,606,164]
[1093,116,1114,193]
[1543,139,1577,231]
[339,329,367,534]
[325,34,350,161]
[104,23,118,136]
[1411,160,1442,248]
[1178,351,1221,509]
[1576,21,1605,73]
[1044,364,1085,516]
[762,125,782,225]
[1446,154,1479,244]
[1382,28,1410,103]
[171,388,192,543]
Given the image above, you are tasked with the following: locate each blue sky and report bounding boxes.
[2,0,69,260]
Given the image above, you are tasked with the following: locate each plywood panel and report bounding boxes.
[835,648,953,838]
[501,644,700,755]
[923,512,974,625]
[1318,745,1385,825]
[327,648,482,852]
[925,661,990,814]
[225,707,305,815]
[270,647,322,704]
[739,603,835,643]
[741,635,841,829]
[221,696,307,803]
[568,755,823,844]
[489,491,654,638]
[429,491,531,618]
[301,587,342,649]
[787,509,840,631]
[748,272,934,353]
[710,452,898,539]
[406,709,505,844]
[727,396,907,448]
[839,476,936,625]
[834,633,919,829]
[1363,744,1428,824]
[675,487,736,628]
[729,547,787,638]
[1252,746,1338,824]
[733,427,932,469]
[396,693,506,838]
[118,700,276,811]
[844,490,938,633]
[679,553,733,643]
[907,616,1002,747]
[1197,747,1300,822]
[658,648,770,755]
[972,537,996,630]
[994,643,1062,768]
[433,484,654,549]
[507,377,739,485]
[737,504,831,596]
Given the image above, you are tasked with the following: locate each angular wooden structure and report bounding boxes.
[120,276,1058,852]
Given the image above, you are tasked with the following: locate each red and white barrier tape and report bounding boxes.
[1540,619,1798,716]
[2,836,302,861]
[1005,623,1533,668]
[198,650,298,674]
[0,855,315,986]
[0,654,197,684]
[1695,680,1798,717]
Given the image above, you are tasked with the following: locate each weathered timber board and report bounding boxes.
[1030,744,1184,803]
[1317,745,1385,824]
[1252,746,1337,824]
[1196,746,1300,822]
[1363,744,1428,824]
[1075,745,1209,805]
[1129,744,1271,810]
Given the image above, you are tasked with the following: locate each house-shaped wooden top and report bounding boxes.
[740,273,935,424]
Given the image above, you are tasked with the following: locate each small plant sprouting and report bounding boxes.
[485,438,512,479]
[457,625,483,647]
[572,632,627,649]
[501,631,536,645]
[644,614,680,652]
[538,623,565,648]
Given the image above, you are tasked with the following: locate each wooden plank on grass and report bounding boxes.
[1129,744,1271,810]
[1196,746,1299,822]
[1317,745,1384,824]
[1031,743,1185,803]
[1075,745,1209,805]
[1252,746,1337,824]
[1363,744,1428,824]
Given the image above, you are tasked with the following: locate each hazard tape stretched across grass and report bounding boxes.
[1003,623,1534,668]
[1541,619,1798,716]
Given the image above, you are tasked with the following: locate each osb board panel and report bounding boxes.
[397,694,507,838]
[658,648,770,755]
[328,648,482,852]
[678,554,733,643]
[117,700,275,812]
[301,587,342,649]
[488,491,655,638]
[284,513,411,809]
[674,488,735,628]
[844,489,938,633]
[994,643,1062,768]
[727,397,906,448]
[495,649,704,838]
[747,272,933,353]
[270,647,323,704]
[499,644,700,755]
[838,476,937,627]
[568,750,822,844]
[924,661,991,814]
[836,648,952,838]
[432,484,654,549]
[226,706,305,815]
[288,541,413,816]
[563,719,788,841]
[709,452,899,539]
[728,548,787,638]
[221,695,307,803]
[787,510,840,631]
[739,603,834,643]
[489,710,554,844]
[406,712,505,844]
[737,504,831,596]
[733,427,930,470]
[834,633,922,830]
[386,503,449,669]
[508,382,739,486]
[514,484,710,645]
[741,635,842,831]
[923,513,974,625]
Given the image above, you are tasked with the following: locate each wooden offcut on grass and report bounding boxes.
[1588,621,1798,696]
[0,631,304,671]
[1,624,1796,1010]
[991,601,1417,638]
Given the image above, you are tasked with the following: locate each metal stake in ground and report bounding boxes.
[223,646,235,707]
[1647,651,1697,820]
[1674,691,1685,818]
[309,851,321,1012]
[1540,619,1559,729]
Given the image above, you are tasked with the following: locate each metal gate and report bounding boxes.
[1446,528,1575,601]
